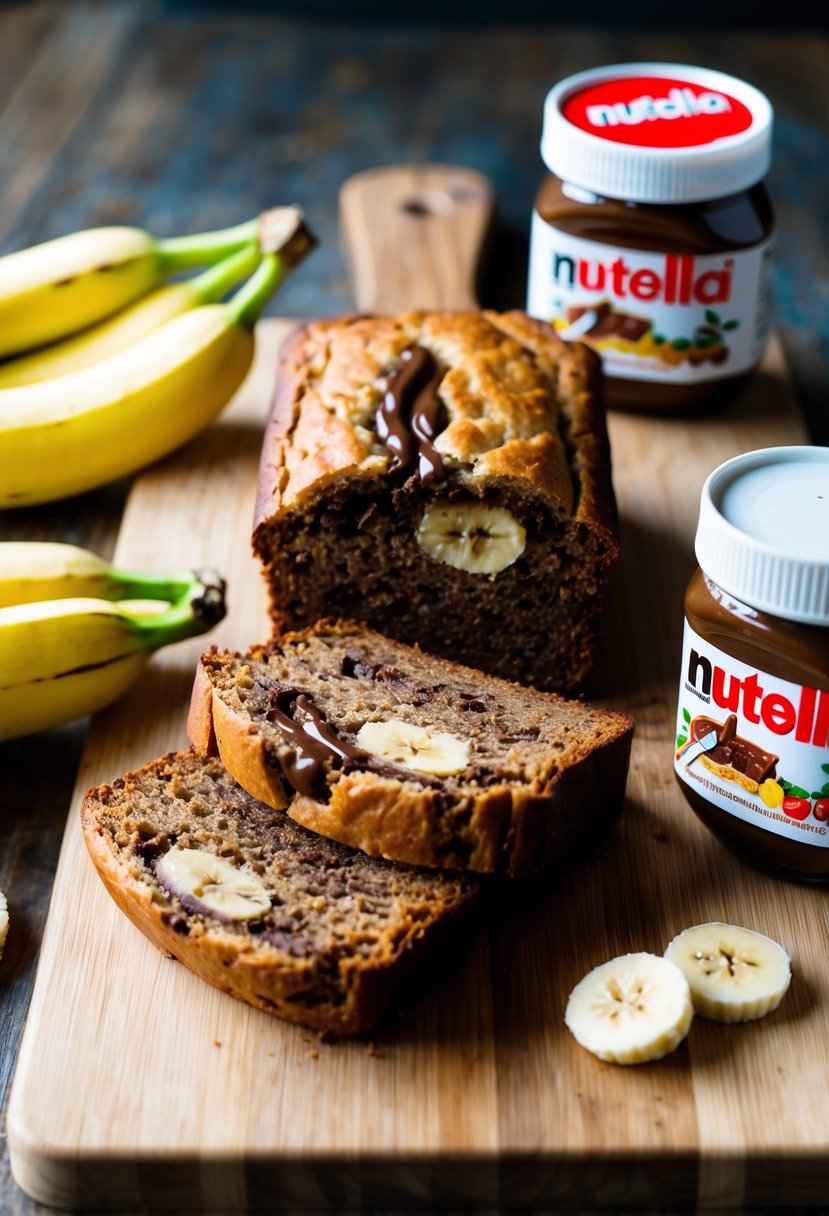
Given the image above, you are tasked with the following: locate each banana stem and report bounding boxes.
[102,568,198,603]
[157,217,260,272]
[124,569,227,651]
[226,254,284,331]
[188,242,263,305]
[228,208,317,331]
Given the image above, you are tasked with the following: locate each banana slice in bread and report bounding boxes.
[188,620,634,877]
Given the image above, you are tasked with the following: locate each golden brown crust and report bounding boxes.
[254,310,608,533]
[186,661,218,755]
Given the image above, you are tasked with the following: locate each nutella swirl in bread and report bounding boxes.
[253,310,618,693]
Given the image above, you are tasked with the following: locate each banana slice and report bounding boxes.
[356,718,470,776]
[0,890,7,959]
[565,953,693,1065]
[417,501,526,575]
[664,922,791,1023]
[155,846,271,922]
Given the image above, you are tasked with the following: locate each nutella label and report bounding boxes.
[562,74,754,149]
[527,216,772,383]
[675,622,829,848]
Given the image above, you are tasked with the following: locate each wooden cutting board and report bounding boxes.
[9,167,827,1212]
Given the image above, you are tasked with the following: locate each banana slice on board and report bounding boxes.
[0,890,7,959]
[665,922,791,1023]
[155,847,271,922]
[565,952,693,1065]
[356,718,470,776]
[417,501,526,575]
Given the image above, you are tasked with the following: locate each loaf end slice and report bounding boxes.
[81,751,480,1036]
[190,621,634,877]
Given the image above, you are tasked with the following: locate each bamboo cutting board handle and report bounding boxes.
[340,164,495,312]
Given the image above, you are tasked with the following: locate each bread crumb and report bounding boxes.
[213,1040,222,1048]
[308,1050,319,1060]
[366,1042,385,1058]
[267,1050,275,1057]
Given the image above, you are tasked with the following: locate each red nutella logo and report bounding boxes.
[585,87,730,129]
[563,75,754,149]
[687,648,829,746]
[551,251,733,306]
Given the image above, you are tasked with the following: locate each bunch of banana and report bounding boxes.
[0,541,227,742]
[0,206,315,507]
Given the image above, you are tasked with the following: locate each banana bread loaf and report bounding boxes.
[188,621,634,877]
[253,310,617,693]
[81,751,480,1036]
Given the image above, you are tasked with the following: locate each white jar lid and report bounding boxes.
[696,446,829,625]
[542,63,773,203]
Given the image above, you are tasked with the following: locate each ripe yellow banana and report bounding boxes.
[0,243,262,388]
[0,569,226,742]
[0,213,313,508]
[0,542,198,608]
[0,216,262,358]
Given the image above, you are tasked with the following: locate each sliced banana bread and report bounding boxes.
[253,310,617,693]
[81,751,480,1036]
[188,621,634,877]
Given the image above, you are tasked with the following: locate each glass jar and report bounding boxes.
[675,447,829,881]
[527,63,775,414]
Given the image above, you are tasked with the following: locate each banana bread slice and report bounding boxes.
[253,310,617,694]
[81,751,479,1036]
[188,621,634,877]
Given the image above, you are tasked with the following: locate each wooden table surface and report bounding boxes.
[1,4,828,1214]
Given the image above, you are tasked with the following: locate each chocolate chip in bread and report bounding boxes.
[253,310,618,694]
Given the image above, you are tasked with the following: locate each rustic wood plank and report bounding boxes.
[0,2,136,252]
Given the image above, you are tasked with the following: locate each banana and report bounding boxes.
[0,542,200,608]
[356,718,470,775]
[0,210,314,508]
[417,501,526,575]
[565,953,693,1065]
[664,923,791,1023]
[155,846,270,921]
[0,243,261,388]
[0,569,225,741]
[0,890,8,959]
[0,216,262,358]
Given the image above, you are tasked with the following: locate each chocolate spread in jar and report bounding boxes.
[675,448,829,881]
[527,64,775,413]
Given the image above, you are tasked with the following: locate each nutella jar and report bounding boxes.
[526,63,775,412]
[675,447,829,881]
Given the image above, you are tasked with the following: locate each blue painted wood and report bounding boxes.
[4,8,825,436]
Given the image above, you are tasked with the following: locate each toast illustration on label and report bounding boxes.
[557,300,732,368]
